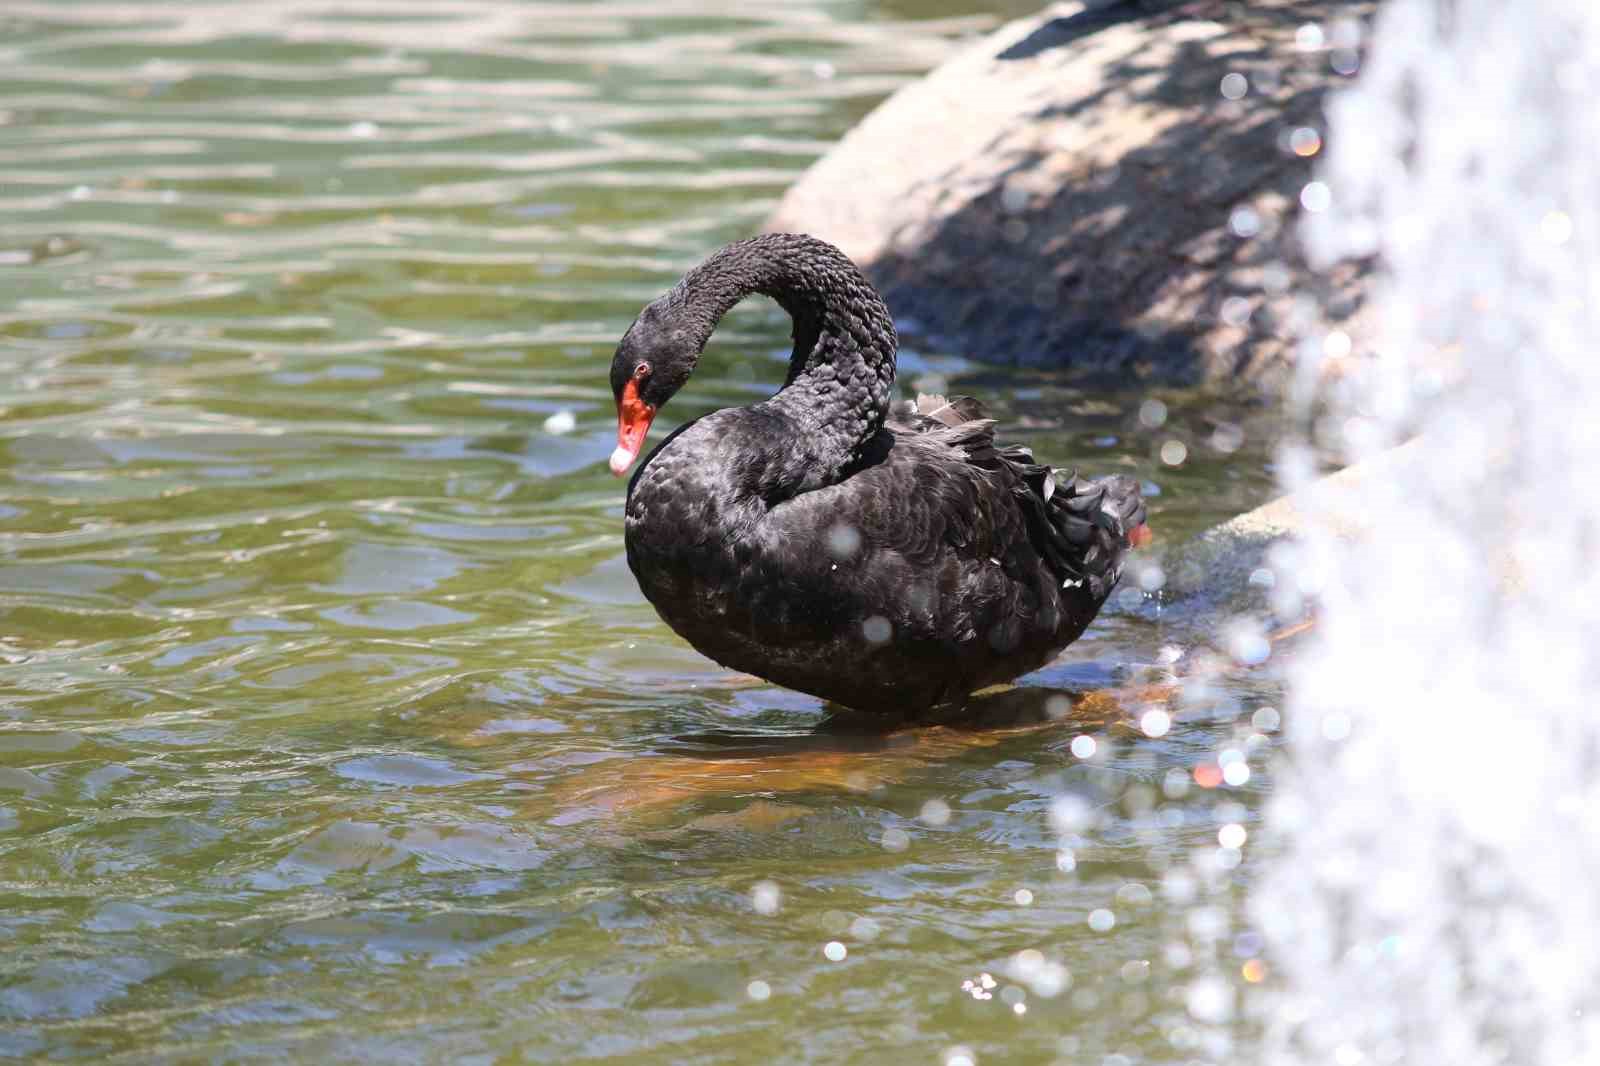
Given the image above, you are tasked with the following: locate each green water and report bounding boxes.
[1,3,1291,1062]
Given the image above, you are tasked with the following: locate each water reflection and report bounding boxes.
[553,616,1304,827]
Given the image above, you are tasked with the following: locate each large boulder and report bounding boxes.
[768,0,1378,387]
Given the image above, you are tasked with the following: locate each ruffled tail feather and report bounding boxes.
[911,392,1147,599]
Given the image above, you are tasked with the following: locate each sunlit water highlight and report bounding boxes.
[1261,1,1600,1062]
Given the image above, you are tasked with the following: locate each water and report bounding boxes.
[1260,1,1600,1063]
[1,3,1297,1061]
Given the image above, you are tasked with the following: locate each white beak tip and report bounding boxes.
[608,445,635,477]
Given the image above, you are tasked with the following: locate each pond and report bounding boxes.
[1,2,1292,1061]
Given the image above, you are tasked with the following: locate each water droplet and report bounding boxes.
[1138,398,1168,427]
[1542,210,1573,245]
[1301,181,1333,213]
[1230,205,1262,237]
[1162,869,1198,904]
[823,940,847,962]
[1225,618,1270,665]
[1220,296,1253,327]
[1186,975,1235,1022]
[1070,734,1097,759]
[1050,794,1092,832]
[1289,126,1323,157]
[751,881,781,915]
[1295,23,1326,51]
[1220,72,1249,99]
[1087,908,1116,932]
[826,522,861,559]
[1014,888,1034,906]
[1210,425,1250,462]
[747,979,772,1001]
[1160,440,1188,466]
[1022,957,1070,998]
[1000,182,1031,214]
[862,615,892,643]
[1140,709,1171,737]
[918,798,951,826]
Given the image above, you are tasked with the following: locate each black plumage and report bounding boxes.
[608,233,1146,714]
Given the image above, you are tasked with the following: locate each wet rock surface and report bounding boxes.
[768,0,1379,386]
[1159,441,1421,620]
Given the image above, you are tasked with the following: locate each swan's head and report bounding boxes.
[607,300,698,477]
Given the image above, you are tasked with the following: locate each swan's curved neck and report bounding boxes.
[669,233,897,495]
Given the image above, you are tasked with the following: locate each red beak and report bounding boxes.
[609,378,656,477]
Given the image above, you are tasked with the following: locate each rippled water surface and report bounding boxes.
[2,3,1292,1061]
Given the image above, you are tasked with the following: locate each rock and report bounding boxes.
[767,0,1378,387]
[1158,441,1423,617]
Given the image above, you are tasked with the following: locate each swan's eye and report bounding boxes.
[634,362,652,380]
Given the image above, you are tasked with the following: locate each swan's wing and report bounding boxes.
[753,397,1145,648]
[892,395,1146,598]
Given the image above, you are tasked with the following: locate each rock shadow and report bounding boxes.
[997,3,1146,61]
[858,0,1379,383]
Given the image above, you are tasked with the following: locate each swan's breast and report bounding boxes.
[622,415,756,607]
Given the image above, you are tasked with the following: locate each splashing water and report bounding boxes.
[1258,1,1600,1063]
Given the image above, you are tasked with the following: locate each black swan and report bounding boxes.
[607,233,1148,714]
